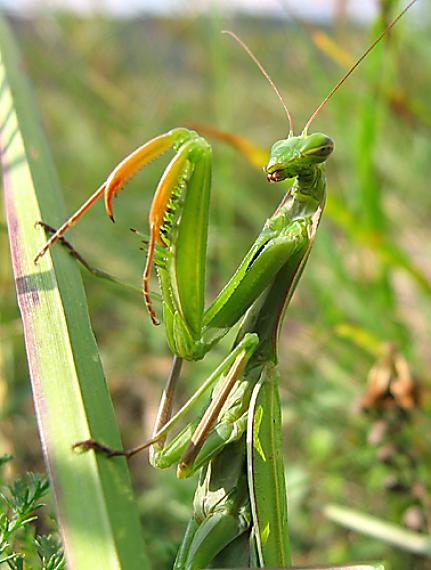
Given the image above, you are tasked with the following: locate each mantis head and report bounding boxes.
[266,132,334,182]
[226,0,417,185]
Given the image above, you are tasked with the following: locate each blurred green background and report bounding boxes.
[1,1,430,568]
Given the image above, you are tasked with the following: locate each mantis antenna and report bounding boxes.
[303,0,418,133]
[222,30,294,135]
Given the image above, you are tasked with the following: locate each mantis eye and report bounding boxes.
[300,133,334,159]
[306,143,334,158]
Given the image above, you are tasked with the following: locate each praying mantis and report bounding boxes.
[33,2,417,568]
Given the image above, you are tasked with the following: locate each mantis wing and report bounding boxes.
[247,363,291,567]
[246,203,324,566]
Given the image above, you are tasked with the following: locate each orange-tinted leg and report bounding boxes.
[34,183,106,264]
[143,224,158,325]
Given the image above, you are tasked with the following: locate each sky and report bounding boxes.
[0,0,381,21]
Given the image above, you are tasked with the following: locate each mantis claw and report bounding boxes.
[71,438,126,457]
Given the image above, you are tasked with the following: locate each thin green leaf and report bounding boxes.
[0,17,149,570]
[324,503,431,557]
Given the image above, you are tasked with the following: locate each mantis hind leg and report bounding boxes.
[36,222,145,295]
[37,221,160,301]
[173,510,249,570]
[150,333,259,475]
[74,334,257,459]
[73,356,184,459]
[173,440,251,570]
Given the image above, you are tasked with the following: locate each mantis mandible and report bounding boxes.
[33,2,417,567]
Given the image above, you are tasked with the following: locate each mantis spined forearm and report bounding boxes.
[33,2,417,567]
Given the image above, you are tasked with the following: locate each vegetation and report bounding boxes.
[1,2,430,568]
[0,456,64,569]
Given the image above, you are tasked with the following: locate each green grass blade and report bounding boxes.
[324,504,431,557]
[0,16,149,570]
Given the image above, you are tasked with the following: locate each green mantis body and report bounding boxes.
[36,125,331,567]
[148,130,330,568]
[35,123,331,567]
[33,4,417,567]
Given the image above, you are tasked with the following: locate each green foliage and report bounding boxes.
[0,457,64,570]
[1,3,430,569]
